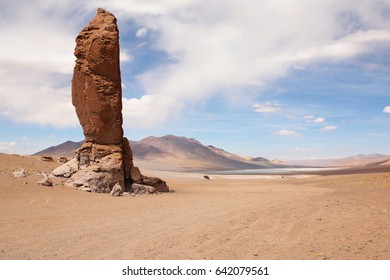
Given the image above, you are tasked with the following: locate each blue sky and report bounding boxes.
[0,0,389,160]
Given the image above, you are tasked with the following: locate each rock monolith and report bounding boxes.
[53,8,168,195]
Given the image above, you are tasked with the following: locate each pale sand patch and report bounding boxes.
[0,153,389,260]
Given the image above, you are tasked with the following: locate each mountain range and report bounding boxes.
[33,135,281,171]
[34,135,390,172]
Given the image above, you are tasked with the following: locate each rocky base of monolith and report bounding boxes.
[53,138,169,195]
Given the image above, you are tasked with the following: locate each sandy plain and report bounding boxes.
[0,153,389,260]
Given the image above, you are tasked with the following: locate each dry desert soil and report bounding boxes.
[0,153,389,260]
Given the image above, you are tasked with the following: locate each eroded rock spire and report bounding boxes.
[53,8,168,195]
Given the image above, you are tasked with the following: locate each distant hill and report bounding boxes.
[33,135,278,171]
[136,135,277,171]
[250,156,270,163]
[286,154,390,167]
[33,140,84,157]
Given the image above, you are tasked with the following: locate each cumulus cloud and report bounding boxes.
[321,125,338,131]
[104,0,390,128]
[383,106,390,113]
[0,0,85,128]
[275,129,298,136]
[253,101,282,113]
[1,0,390,129]
[135,27,148,38]
[0,141,16,151]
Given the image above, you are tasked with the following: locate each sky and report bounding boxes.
[0,0,389,160]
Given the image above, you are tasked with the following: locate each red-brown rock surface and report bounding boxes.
[72,8,123,145]
[53,8,169,195]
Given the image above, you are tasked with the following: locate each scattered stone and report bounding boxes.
[58,157,68,163]
[110,183,123,197]
[204,175,210,180]
[12,168,27,178]
[80,186,91,192]
[52,158,79,178]
[141,176,169,192]
[40,156,54,162]
[38,173,53,187]
[131,183,157,195]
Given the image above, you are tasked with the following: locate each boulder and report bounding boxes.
[110,183,123,196]
[38,173,53,187]
[66,153,124,193]
[12,168,27,178]
[131,183,157,195]
[40,156,54,162]
[52,158,79,178]
[141,176,169,192]
[58,157,68,163]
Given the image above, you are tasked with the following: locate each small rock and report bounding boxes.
[12,168,27,178]
[253,253,259,257]
[38,174,53,187]
[40,156,54,162]
[80,186,91,192]
[203,175,210,180]
[58,157,68,163]
[131,183,157,195]
[110,183,123,197]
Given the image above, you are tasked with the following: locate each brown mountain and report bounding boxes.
[33,135,276,171]
[135,135,275,171]
[33,140,84,157]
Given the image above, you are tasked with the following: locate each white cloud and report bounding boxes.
[122,95,183,128]
[135,27,148,38]
[0,0,84,128]
[309,117,326,123]
[1,0,390,129]
[275,129,298,136]
[303,115,315,119]
[288,147,322,152]
[383,106,390,113]
[120,50,134,63]
[0,141,16,151]
[108,0,390,128]
[321,125,338,131]
[253,101,282,113]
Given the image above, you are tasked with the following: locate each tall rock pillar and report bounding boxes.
[72,8,123,145]
[53,8,169,195]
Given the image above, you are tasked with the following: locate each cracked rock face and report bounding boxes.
[72,8,123,145]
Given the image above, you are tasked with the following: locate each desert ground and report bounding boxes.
[0,153,389,260]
